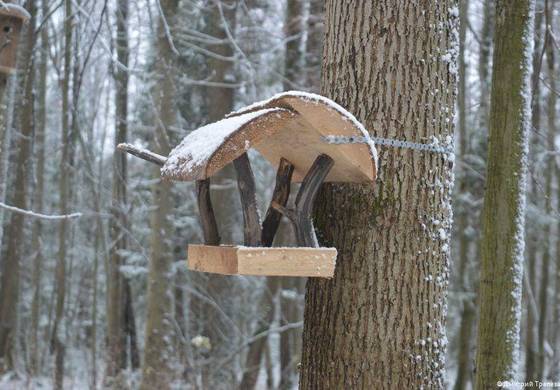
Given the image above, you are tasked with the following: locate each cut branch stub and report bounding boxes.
[117,143,167,167]
[261,158,295,247]
[233,153,262,246]
[196,179,220,245]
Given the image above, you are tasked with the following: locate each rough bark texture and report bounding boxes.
[299,1,457,388]
[475,0,533,387]
[140,1,179,388]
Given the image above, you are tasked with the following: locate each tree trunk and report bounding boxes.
[194,2,239,387]
[525,1,543,381]
[140,1,179,387]
[303,0,323,92]
[29,0,49,375]
[475,0,534,387]
[544,0,557,378]
[536,0,554,377]
[106,0,133,383]
[0,0,36,373]
[278,2,305,386]
[453,1,474,388]
[299,1,457,388]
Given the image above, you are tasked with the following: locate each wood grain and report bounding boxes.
[187,245,337,278]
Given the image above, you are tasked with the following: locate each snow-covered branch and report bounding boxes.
[0,202,82,220]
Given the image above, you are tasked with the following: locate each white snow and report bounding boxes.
[161,108,287,178]
[228,90,379,168]
[1,3,31,20]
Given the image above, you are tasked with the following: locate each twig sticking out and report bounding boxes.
[196,179,220,245]
[261,158,294,247]
[117,143,167,167]
[233,153,262,246]
[272,154,334,247]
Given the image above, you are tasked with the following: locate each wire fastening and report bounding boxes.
[322,135,454,155]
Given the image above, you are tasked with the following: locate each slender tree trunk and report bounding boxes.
[51,1,73,387]
[140,1,179,387]
[299,1,457,388]
[0,0,36,373]
[106,0,132,383]
[525,2,543,381]
[29,0,49,375]
[544,0,557,379]
[238,279,279,390]
[195,2,239,387]
[536,0,555,377]
[278,1,304,387]
[453,2,474,388]
[475,0,534,387]
[303,0,323,92]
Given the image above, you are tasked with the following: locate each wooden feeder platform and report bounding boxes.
[118,91,377,278]
[188,245,337,277]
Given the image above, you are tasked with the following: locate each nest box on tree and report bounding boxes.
[119,92,378,278]
[0,4,30,74]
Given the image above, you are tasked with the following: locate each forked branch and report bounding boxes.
[261,158,295,247]
[233,153,262,246]
[196,179,220,245]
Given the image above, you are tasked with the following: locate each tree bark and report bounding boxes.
[299,1,457,388]
[475,0,534,387]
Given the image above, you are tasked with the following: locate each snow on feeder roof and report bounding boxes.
[160,91,377,183]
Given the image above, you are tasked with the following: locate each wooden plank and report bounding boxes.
[237,247,336,278]
[188,245,238,274]
[187,245,337,278]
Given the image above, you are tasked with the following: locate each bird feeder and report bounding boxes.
[0,4,30,74]
[119,92,377,278]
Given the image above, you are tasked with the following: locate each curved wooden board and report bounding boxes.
[161,108,297,181]
[227,92,377,183]
[162,92,378,183]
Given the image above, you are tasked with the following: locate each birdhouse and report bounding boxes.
[0,4,30,74]
[119,91,378,278]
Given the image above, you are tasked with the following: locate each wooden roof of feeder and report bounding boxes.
[0,4,31,21]
[160,91,378,184]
